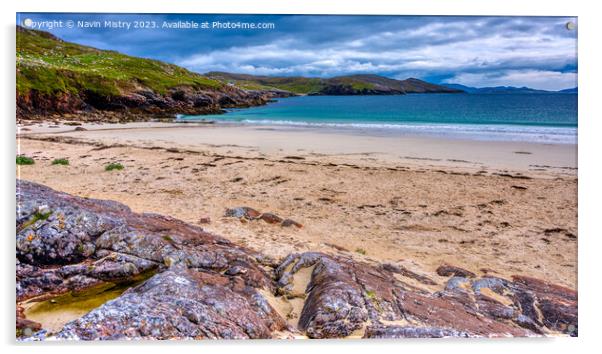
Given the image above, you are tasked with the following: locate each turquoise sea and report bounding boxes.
[179,94,578,144]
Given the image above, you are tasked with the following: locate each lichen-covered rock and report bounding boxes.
[276,252,368,338]
[364,325,470,338]
[16,180,286,339]
[510,275,577,336]
[57,268,286,340]
[275,251,578,338]
[16,180,578,340]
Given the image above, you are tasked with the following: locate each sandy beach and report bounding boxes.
[16,121,578,288]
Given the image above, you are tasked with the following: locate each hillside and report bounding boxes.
[16,27,287,121]
[443,83,577,94]
[206,72,464,95]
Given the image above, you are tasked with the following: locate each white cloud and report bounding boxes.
[176,18,577,89]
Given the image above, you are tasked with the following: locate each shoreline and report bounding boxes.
[18,120,577,174]
[16,120,577,289]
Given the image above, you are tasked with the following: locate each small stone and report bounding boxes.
[224,207,261,220]
[281,219,303,228]
[437,264,476,278]
[225,266,248,276]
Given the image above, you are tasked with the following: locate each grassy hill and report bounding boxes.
[206,72,463,95]
[17,26,223,98]
[16,27,279,120]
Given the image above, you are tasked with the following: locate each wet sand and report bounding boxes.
[16,121,578,288]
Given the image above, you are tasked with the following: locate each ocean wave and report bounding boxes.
[177,115,577,144]
[225,119,577,144]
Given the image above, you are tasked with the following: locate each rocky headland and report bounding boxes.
[16,26,293,123]
[16,179,577,340]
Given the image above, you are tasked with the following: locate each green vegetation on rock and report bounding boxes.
[19,210,52,232]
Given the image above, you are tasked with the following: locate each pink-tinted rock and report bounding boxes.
[16,180,578,340]
[281,219,303,228]
[436,264,476,278]
[260,213,283,224]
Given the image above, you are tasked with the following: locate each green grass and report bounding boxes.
[51,158,69,165]
[17,27,223,98]
[16,155,34,165]
[334,77,376,91]
[206,72,327,94]
[105,162,124,171]
[19,210,52,231]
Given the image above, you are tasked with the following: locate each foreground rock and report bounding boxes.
[58,269,285,340]
[16,180,577,340]
[17,180,284,339]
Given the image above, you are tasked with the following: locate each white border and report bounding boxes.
[3,1,600,353]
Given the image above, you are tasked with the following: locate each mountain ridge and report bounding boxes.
[442,83,577,94]
[206,72,464,95]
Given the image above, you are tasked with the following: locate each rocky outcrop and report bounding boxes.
[57,269,286,340]
[16,27,295,122]
[17,86,293,122]
[16,180,577,340]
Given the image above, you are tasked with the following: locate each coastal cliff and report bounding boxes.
[16,180,577,339]
[16,27,293,122]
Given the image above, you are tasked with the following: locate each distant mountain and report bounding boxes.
[443,83,577,94]
[558,87,578,93]
[206,72,464,95]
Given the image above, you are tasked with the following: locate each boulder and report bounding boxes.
[57,268,286,340]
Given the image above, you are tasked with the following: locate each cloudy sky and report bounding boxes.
[18,14,578,90]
